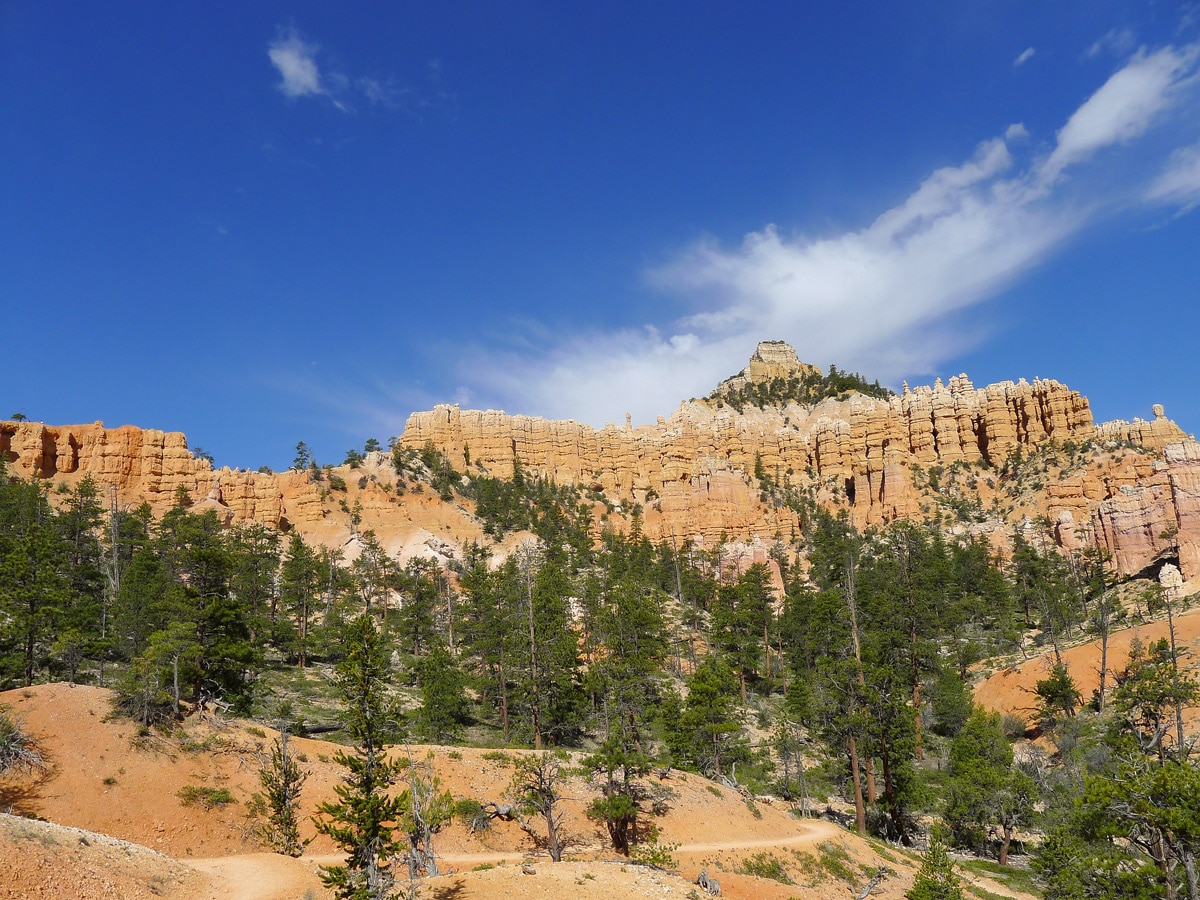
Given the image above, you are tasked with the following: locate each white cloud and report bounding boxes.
[1041,44,1200,182]
[1087,28,1137,59]
[1014,47,1036,67]
[443,42,1200,428]
[267,25,452,117]
[268,28,325,98]
[1146,142,1200,211]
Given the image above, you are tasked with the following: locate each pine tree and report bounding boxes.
[255,728,308,857]
[907,839,964,900]
[315,614,405,900]
[415,638,468,743]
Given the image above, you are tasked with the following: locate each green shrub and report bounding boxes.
[737,852,792,884]
[177,785,236,808]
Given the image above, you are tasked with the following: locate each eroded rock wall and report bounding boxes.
[0,421,324,530]
[1092,440,1200,580]
[400,374,1096,529]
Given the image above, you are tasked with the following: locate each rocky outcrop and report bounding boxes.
[5,344,1195,583]
[1095,403,1190,451]
[400,371,1097,536]
[1093,440,1200,580]
[0,421,324,530]
[714,340,821,394]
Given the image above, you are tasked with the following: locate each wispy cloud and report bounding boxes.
[1087,28,1137,59]
[1014,47,1036,67]
[1040,44,1199,182]
[268,27,326,99]
[449,43,1200,427]
[267,26,452,116]
[1146,142,1200,211]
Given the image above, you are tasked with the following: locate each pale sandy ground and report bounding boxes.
[1,683,1037,899]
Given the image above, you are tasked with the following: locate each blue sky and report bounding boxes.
[3,2,1200,471]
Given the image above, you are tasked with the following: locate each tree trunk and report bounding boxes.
[845,558,878,803]
[848,735,866,836]
[1166,592,1187,756]
[1097,613,1109,712]
[911,625,924,761]
[1183,847,1199,900]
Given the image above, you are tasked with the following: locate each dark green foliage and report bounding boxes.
[1032,825,1162,900]
[419,441,460,501]
[710,563,773,701]
[279,533,320,667]
[711,363,894,412]
[463,456,584,543]
[315,614,406,900]
[292,441,312,471]
[930,669,974,738]
[943,708,1034,862]
[254,730,308,856]
[415,640,468,743]
[906,839,964,900]
[1034,663,1082,732]
[666,657,745,777]
[0,469,71,688]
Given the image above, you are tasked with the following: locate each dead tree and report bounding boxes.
[510,753,569,862]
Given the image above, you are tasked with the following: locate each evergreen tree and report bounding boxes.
[280,533,321,666]
[415,638,468,743]
[0,470,69,687]
[907,839,965,900]
[255,728,309,857]
[316,614,406,900]
[669,657,745,777]
[944,707,1033,863]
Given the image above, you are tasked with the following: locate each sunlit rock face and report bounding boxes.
[4,342,1195,582]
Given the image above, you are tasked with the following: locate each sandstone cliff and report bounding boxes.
[3,342,1196,583]
[0,421,324,531]
[399,371,1098,531]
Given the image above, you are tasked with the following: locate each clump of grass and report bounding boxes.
[816,840,858,884]
[959,858,1040,896]
[790,849,825,883]
[705,784,723,797]
[737,852,793,884]
[177,785,236,808]
[481,750,512,766]
[178,734,228,753]
[744,797,763,819]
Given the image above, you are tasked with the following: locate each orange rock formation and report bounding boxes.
[3,342,1196,582]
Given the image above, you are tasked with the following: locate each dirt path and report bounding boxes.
[186,818,843,900]
[672,817,841,853]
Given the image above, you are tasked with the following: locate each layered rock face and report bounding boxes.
[1092,440,1200,580]
[400,371,1097,534]
[4,343,1195,583]
[0,421,323,530]
[714,340,821,394]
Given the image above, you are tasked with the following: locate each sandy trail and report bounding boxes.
[186,818,842,900]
